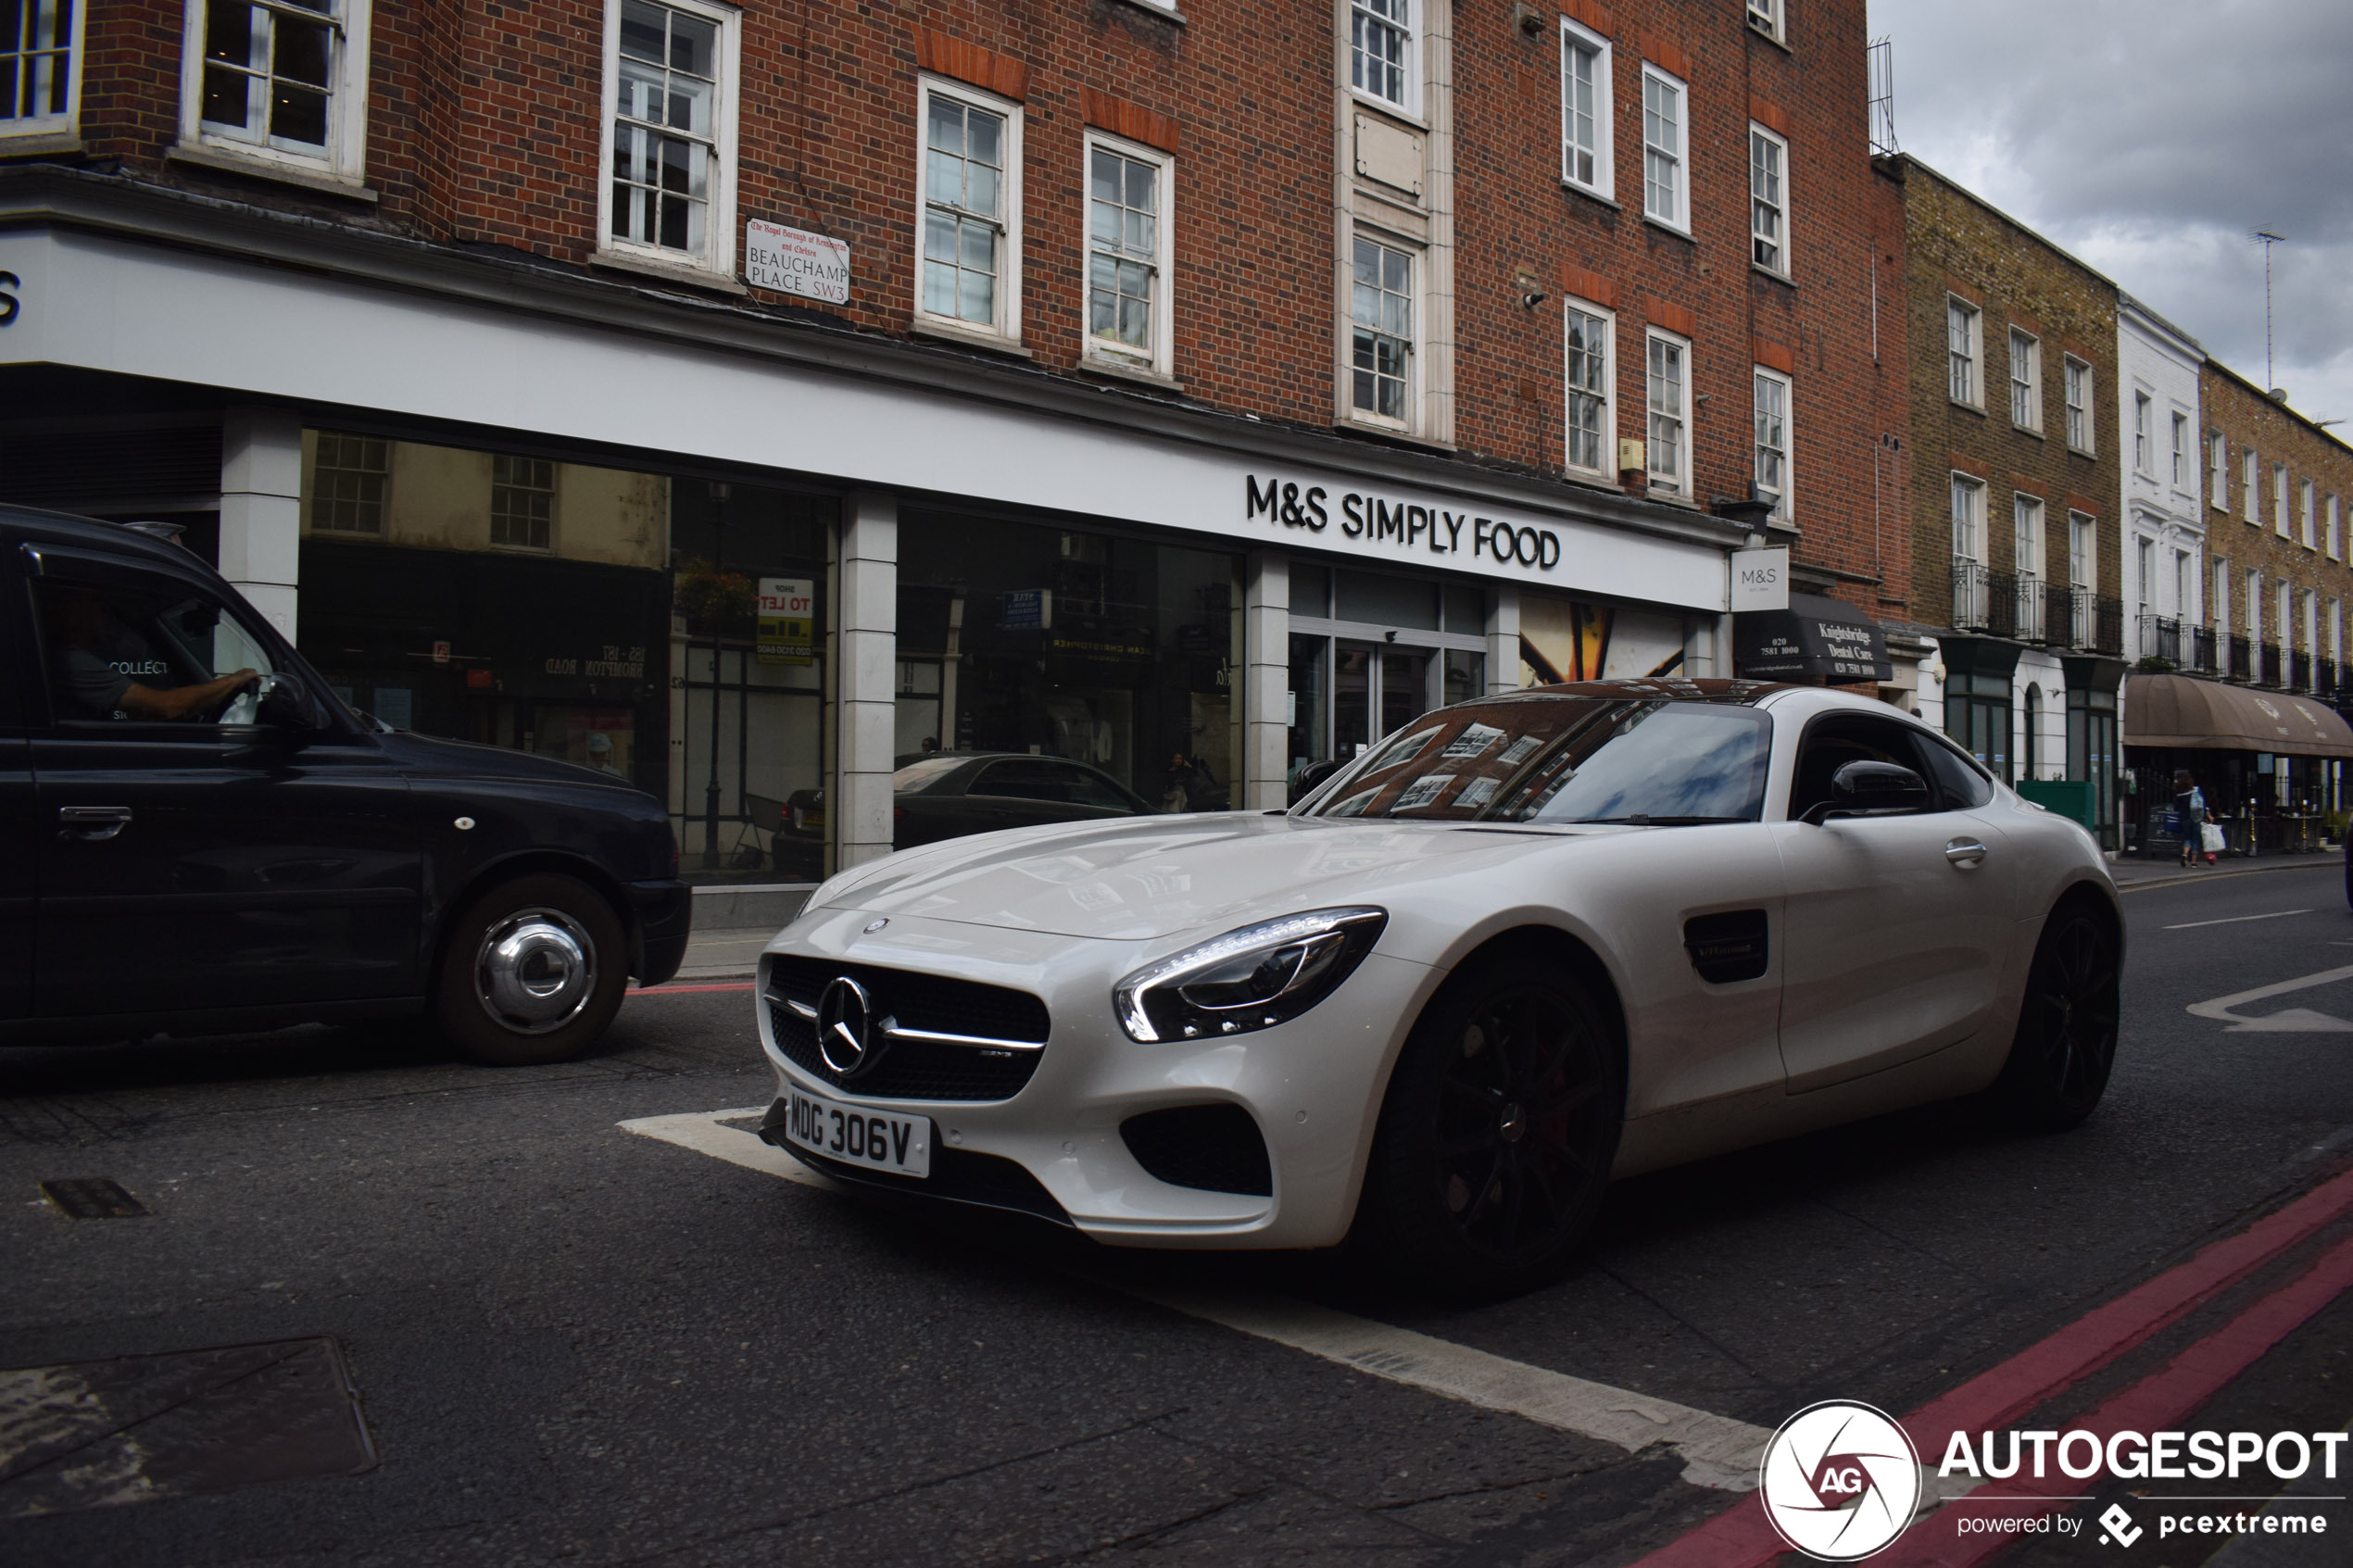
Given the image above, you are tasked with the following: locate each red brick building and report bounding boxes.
[2,0,1901,872]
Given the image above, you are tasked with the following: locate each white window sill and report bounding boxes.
[1349,92,1428,132]
[1110,0,1184,21]
[1644,486,1702,508]
[1745,20,1792,53]
[168,141,377,202]
[1334,416,1453,454]
[2013,423,2046,441]
[1751,262,1794,288]
[1560,181,1620,211]
[1641,214,1694,243]
[0,128,82,157]
[910,319,1034,358]
[1948,398,1987,418]
[1080,354,1184,393]
[2066,444,2097,459]
[590,248,749,295]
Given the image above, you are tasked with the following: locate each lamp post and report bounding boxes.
[703,483,728,869]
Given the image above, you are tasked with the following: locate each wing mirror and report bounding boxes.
[1802,759,1931,825]
[257,672,323,733]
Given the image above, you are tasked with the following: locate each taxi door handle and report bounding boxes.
[1944,837,1990,867]
[58,805,132,841]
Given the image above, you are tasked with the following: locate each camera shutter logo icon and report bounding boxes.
[1758,1400,1922,1561]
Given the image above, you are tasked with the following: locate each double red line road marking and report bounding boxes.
[1633,1163,2353,1566]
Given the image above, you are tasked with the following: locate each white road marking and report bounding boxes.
[1134,1286,1769,1491]
[618,1107,836,1189]
[622,1105,1768,1493]
[2186,965,2353,1033]
[2164,909,2313,930]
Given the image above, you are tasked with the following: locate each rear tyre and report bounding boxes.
[434,874,627,1066]
[1354,950,1624,1299]
[1989,903,2120,1131]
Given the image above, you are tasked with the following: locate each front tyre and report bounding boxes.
[1989,903,2120,1131]
[1355,952,1624,1299]
[434,873,627,1066]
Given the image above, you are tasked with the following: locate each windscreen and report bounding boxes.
[1302,696,1772,825]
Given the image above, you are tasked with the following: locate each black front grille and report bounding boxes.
[764,957,1050,1103]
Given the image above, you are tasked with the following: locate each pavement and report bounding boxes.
[4,862,2352,1564]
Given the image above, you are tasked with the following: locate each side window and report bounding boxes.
[971,759,1058,801]
[1914,734,1995,809]
[1788,715,1934,821]
[1051,763,1132,811]
[31,572,275,726]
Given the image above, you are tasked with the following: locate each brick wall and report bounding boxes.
[2202,362,2353,670]
[1891,157,2120,631]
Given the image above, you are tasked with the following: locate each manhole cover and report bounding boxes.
[38,1179,147,1219]
[0,1337,376,1517]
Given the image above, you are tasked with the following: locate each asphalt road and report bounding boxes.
[4,859,2352,1566]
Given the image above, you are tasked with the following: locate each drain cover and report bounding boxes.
[0,1338,376,1517]
[37,1179,147,1220]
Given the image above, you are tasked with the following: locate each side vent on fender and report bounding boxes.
[1683,909,1769,984]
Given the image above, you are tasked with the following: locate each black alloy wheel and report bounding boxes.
[1358,951,1623,1298]
[1991,905,2120,1131]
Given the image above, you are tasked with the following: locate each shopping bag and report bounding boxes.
[2201,822,2225,853]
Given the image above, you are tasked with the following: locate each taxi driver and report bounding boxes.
[49,585,260,721]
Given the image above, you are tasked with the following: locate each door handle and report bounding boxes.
[1944,837,1990,866]
[58,805,133,842]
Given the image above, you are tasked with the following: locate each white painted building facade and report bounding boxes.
[2119,295,2207,663]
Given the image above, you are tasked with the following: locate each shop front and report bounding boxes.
[2122,672,2353,857]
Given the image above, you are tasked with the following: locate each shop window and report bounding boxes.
[490,456,555,550]
[1443,584,1485,635]
[1291,562,1332,619]
[181,0,372,184]
[601,0,738,275]
[309,433,387,534]
[1336,569,1440,631]
[3,0,80,139]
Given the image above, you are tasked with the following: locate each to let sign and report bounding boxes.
[745,220,850,305]
[758,578,814,666]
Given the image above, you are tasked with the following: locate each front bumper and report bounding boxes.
[754,906,1441,1249]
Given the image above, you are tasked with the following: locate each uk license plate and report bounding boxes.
[783,1087,932,1178]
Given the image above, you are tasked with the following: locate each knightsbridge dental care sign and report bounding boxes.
[1244,475,1565,573]
[744,220,850,306]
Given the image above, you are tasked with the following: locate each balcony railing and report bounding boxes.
[2225,632,2251,681]
[2015,573,2047,643]
[2045,583,2076,648]
[2261,642,2285,687]
[2320,658,2339,700]
[2294,650,2313,692]
[1953,559,1994,633]
[2070,588,2124,655]
[2138,613,2182,665]
[2188,624,2218,675]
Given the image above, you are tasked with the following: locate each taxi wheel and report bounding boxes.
[434,874,627,1066]
[1355,951,1624,1299]
[1990,904,2120,1131]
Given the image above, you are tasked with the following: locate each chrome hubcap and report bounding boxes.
[474,908,595,1035]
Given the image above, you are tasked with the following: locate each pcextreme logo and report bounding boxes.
[1759,1400,1923,1561]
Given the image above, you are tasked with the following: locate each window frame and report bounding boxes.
[2299,477,2316,550]
[1745,0,1785,44]
[1643,327,1692,497]
[2214,556,2231,634]
[2171,411,2188,487]
[1946,295,1982,408]
[911,73,1026,345]
[1078,129,1175,379]
[1346,229,1418,432]
[1349,0,1416,117]
[177,0,375,185]
[2244,448,2260,522]
[2329,494,2343,561]
[1558,19,1613,200]
[2274,463,2291,538]
[2,0,85,145]
[1561,296,1616,477]
[1748,122,1789,276]
[2068,509,2095,590]
[2062,355,2093,454]
[1950,470,1985,564]
[1639,63,1690,234]
[308,432,390,536]
[2012,491,2045,583]
[2208,430,2227,508]
[2133,391,2152,475]
[593,0,741,281]
[1752,364,1793,522]
[2008,328,2041,432]
[489,453,558,553]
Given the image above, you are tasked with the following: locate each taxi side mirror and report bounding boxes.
[1803,760,1931,825]
[258,673,323,732]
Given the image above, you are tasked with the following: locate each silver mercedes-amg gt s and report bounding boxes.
[752,679,2120,1295]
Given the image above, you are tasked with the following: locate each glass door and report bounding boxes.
[1334,640,1377,759]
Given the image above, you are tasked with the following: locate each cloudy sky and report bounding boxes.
[1867,0,2353,428]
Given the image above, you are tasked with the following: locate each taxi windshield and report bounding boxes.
[1302,695,1771,825]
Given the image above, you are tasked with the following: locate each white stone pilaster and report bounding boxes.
[1243,551,1290,809]
[1486,584,1520,693]
[837,491,898,868]
[219,408,304,639]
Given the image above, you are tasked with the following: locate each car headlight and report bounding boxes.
[1114,907,1387,1043]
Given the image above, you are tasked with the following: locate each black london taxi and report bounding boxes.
[0,505,690,1063]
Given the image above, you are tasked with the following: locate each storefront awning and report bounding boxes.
[1733,593,1892,684]
[2124,673,2353,758]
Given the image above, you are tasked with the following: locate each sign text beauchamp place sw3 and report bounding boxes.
[1246,475,1563,572]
